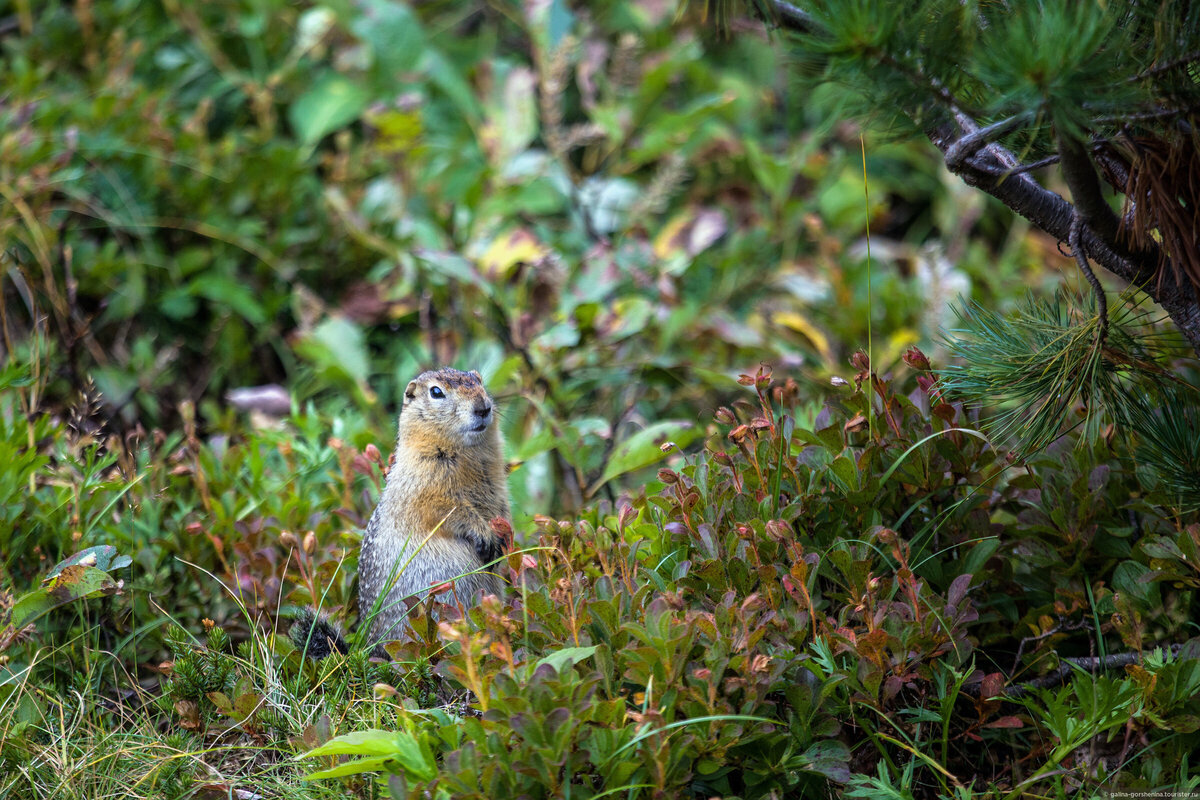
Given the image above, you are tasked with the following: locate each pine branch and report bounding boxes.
[764,0,1200,356]
[926,117,1200,355]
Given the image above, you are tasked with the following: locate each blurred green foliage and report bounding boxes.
[2,1,1198,798]
[1,0,1055,519]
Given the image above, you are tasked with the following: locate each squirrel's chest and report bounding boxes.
[372,453,493,533]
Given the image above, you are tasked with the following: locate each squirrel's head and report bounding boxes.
[399,368,499,450]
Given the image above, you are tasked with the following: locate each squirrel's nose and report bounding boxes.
[474,403,492,419]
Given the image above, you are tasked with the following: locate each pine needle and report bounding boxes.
[938,290,1155,455]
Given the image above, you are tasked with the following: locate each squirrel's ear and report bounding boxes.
[404,381,419,401]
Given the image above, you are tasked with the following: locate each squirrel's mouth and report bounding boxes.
[467,423,488,434]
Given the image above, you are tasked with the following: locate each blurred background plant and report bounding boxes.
[0,0,1063,520]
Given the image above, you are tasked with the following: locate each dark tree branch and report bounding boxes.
[1004,644,1184,699]
[764,0,1200,356]
[944,113,1032,172]
[1055,131,1122,247]
[925,116,1200,353]
[771,0,817,31]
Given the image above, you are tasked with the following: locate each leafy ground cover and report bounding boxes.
[2,1,1198,798]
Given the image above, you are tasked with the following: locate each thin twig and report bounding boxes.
[1069,215,1109,348]
[1130,51,1200,81]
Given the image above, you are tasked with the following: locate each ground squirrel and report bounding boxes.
[354,367,510,647]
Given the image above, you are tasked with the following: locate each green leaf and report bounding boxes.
[351,0,426,76]
[191,274,267,325]
[299,315,371,387]
[1113,561,1159,608]
[413,249,492,293]
[1140,536,1185,561]
[289,73,370,145]
[595,421,701,489]
[797,740,852,783]
[536,645,598,673]
[207,691,234,715]
[45,545,132,579]
[300,729,436,782]
[829,455,859,493]
[11,566,123,629]
[304,755,397,780]
[481,66,538,167]
[302,729,405,759]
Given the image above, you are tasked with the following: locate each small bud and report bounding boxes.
[279,531,299,548]
[830,376,850,388]
[364,443,382,463]
[659,440,675,453]
[490,517,514,545]
[712,451,733,466]
[902,345,931,371]
[850,350,870,372]
[737,373,755,386]
[765,519,791,541]
[714,406,737,425]
[202,618,215,630]
[617,504,636,528]
[185,521,204,535]
[302,531,317,554]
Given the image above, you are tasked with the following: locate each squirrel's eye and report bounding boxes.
[429,386,445,399]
